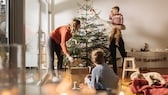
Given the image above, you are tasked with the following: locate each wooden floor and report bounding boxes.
[24,67,168,95]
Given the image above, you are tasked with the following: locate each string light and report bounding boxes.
[60,92,68,95]
[119,91,125,95]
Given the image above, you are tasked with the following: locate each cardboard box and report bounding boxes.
[70,67,89,74]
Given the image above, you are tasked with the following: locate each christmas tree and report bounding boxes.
[67,0,110,67]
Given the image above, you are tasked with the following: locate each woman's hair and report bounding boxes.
[91,48,105,64]
[70,19,81,33]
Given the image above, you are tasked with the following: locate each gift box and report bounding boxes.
[70,67,89,74]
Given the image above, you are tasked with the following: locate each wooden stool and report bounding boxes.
[122,57,139,80]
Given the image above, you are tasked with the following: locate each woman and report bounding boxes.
[48,19,80,81]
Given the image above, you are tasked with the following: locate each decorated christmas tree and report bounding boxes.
[67,0,110,67]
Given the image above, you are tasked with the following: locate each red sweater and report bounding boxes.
[109,13,124,25]
[50,25,72,55]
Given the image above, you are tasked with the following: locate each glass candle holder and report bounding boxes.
[0,44,25,95]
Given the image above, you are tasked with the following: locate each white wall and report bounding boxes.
[53,0,168,51]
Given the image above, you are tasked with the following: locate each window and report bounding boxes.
[0,0,8,44]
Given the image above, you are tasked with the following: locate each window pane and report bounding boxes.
[0,0,8,44]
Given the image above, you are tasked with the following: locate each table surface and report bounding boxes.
[127,51,168,68]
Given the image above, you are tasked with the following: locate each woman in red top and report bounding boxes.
[48,19,80,79]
